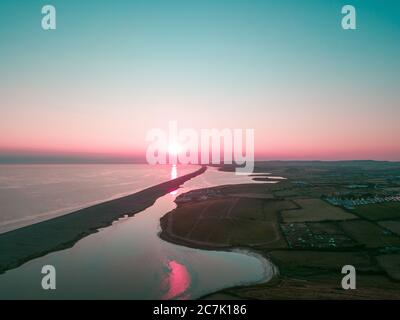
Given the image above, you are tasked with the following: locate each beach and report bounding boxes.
[0,166,206,274]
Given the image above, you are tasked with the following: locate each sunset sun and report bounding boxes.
[168,143,182,156]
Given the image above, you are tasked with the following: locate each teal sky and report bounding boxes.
[1,0,399,161]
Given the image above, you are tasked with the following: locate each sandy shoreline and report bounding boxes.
[0,166,206,274]
[200,249,280,300]
[197,248,279,300]
[159,221,280,299]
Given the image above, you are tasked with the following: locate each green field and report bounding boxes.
[281,198,357,223]
[270,250,379,276]
[339,220,400,248]
[161,197,288,249]
[379,220,400,236]
[376,254,400,281]
[353,203,400,221]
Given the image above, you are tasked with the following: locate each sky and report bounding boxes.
[0,0,399,162]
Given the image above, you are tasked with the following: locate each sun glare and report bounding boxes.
[168,143,182,156]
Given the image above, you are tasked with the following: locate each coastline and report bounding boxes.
[158,181,284,299]
[159,226,279,283]
[158,171,400,300]
[0,166,206,274]
[160,217,281,300]
[198,248,279,300]
[2,161,399,299]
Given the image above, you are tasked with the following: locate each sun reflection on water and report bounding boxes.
[170,165,178,195]
[162,260,191,300]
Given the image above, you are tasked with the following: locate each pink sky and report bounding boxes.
[1,72,399,162]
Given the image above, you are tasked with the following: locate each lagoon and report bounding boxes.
[0,165,274,299]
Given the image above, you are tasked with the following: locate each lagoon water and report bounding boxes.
[0,165,274,299]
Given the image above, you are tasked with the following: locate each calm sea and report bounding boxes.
[0,164,196,234]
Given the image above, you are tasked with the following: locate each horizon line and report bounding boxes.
[0,159,399,165]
